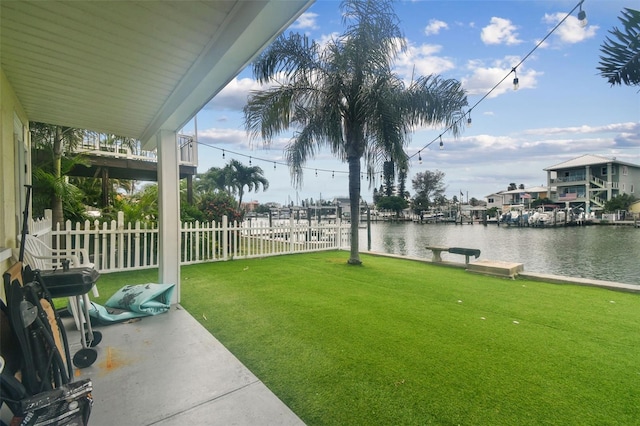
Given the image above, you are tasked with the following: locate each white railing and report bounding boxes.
[45,212,348,273]
[591,176,606,188]
[75,132,197,167]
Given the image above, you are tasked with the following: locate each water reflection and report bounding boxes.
[359,222,640,285]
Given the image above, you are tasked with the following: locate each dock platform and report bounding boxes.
[466,259,524,279]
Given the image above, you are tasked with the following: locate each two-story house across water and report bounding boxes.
[545,154,640,213]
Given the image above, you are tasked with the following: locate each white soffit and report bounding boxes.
[0,1,313,149]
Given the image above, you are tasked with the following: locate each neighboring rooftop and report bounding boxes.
[544,154,639,171]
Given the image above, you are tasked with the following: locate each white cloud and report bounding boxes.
[198,127,291,152]
[198,128,248,147]
[206,75,291,111]
[205,77,261,111]
[317,32,340,49]
[394,40,456,79]
[481,17,522,45]
[291,12,319,30]
[522,122,639,136]
[461,134,520,150]
[425,19,448,36]
[461,57,542,97]
[542,13,598,45]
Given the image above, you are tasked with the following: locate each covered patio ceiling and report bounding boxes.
[1,0,313,149]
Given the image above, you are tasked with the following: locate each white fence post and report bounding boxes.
[222,215,228,261]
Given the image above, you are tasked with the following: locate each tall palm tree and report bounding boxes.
[224,159,269,209]
[598,8,640,87]
[244,0,467,264]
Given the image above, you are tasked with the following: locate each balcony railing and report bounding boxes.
[550,175,586,184]
[75,132,197,167]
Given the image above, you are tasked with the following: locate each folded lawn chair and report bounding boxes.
[1,261,93,425]
[0,185,92,425]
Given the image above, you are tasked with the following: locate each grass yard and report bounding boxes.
[92,251,640,425]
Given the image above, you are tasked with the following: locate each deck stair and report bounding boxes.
[590,176,606,188]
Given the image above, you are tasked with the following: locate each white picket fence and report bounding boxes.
[31,211,349,273]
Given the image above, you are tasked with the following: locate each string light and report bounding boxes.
[192,0,587,182]
[273,162,276,170]
[332,171,335,178]
[577,0,587,27]
[407,0,588,165]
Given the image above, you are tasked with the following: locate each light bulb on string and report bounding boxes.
[332,171,335,178]
[249,156,252,165]
[195,1,580,189]
[273,162,276,170]
[577,2,587,27]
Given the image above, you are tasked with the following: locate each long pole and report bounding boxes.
[19,185,32,262]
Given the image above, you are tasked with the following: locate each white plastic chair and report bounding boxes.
[18,235,99,330]
[20,235,95,272]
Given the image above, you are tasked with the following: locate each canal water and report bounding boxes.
[358,222,640,285]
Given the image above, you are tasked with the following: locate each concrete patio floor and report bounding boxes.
[65,305,304,425]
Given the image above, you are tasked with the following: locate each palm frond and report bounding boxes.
[598,8,640,86]
[252,33,321,84]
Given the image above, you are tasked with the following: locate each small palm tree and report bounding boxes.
[224,159,269,209]
[598,8,640,87]
[196,167,230,194]
[244,0,467,264]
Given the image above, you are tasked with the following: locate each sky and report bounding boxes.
[180,0,639,206]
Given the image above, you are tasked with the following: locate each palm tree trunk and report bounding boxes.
[347,155,361,265]
[238,188,244,210]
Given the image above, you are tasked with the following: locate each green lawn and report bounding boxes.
[92,252,640,425]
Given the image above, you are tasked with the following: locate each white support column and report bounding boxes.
[157,130,181,303]
[606,162,613,201]
[585,165,591,213]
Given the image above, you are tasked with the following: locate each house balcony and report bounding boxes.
[76,134,197,167]
[33,134,198,184]
[549,176,586,184]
